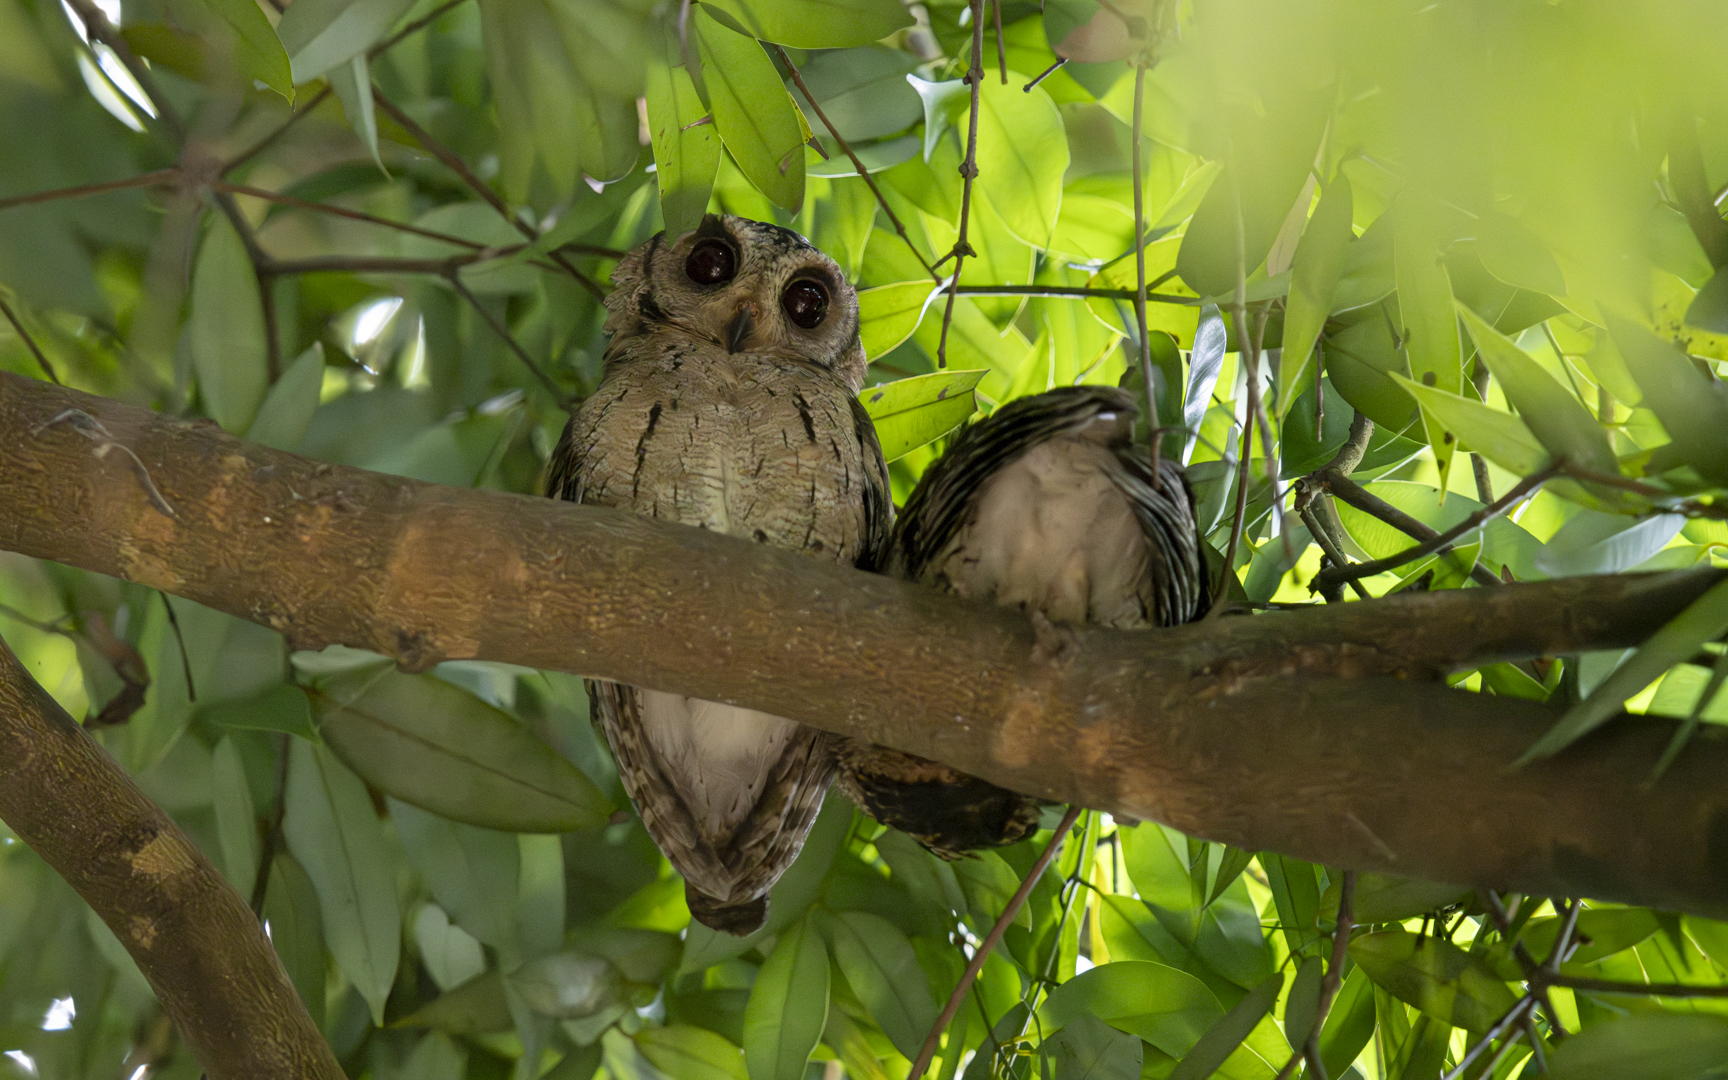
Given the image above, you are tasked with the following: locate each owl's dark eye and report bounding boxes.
[685,240,736,285]
[782,279,829,329]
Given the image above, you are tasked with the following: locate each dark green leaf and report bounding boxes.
[276,0,418,83]
[1283,956,1323,1049]
[509,952,623,1018]
[191,0,293,98]
[390,798,520,948]
[282,739,401,1025]
[743,913,829,1080]
[263,852,326,1029]
[638,1025,750,1080]
[248,344,325,451]
[1548,1012,1728,1080]
[1049,1013,1143,1080]
[1038,961,1223,1059]
[701,0,913,49]
[1349,875,1471,924]
[1348,930,1517,1032]
[820,909,938,1059]
[398,971,515,1035]
[190,214,268,434]
[310,667,612,833]
[1456,303,1616,474]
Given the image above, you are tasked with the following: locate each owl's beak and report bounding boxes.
[724,307,754,354]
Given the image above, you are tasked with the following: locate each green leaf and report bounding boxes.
[1605,315,1728,484]
[310,667,612,833]
[965,76,1068,249]
[819,910,938,1059]
[210,734,259,894]
[638,1025,749,1080]
[1388,372,1548,476]
[1278,174,1354,419]
[263,852,326,1029]
[1393,198,1465,492]
[1316,967,1375,1079]
[857,281,937,360]
[1685,266,1728,334]
[391,798,520,949]
[1548,1012,1728,1080]
[700,0,913,48]
[1347,931,1517,1032]
[1517,576,1728,763]
[327,53,383,172]
[1483,907,1659,979]
[907,75,967,165]
[743,913,829,1080]
[789,46,921,144]
[192,0,293,98]
[1350,875,1471,924]
[248,344,325,451]
[1261,854,1320,954]
[1534,511,1687,576]
[190,213,269,434]
[1283,957,1323,1049]
[282,738,401,1025]
[1038,961,1224,1060]
[647,29,722,239]
[415,903,486,991]
[399,970,515,1035]
[1207,846,1254,908]
[1050,1013,1143,1080]
[1180,308,1228,465]
[695,7,808,212]
[953,849,1029,931]
[860,368,984,461]
[510,951,623,1018]
[1167,972,1284,1080]
[1455,303,1616,473]
[276,0,418,83]
[1475,211,1566,296]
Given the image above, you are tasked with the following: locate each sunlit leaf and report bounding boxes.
[647,29,721,239]
[1393,197,1465,493]
[695,7,808,212]
[1606,315,1728,484]
[638,1025,749,1080]
[1278,173,1353,418]
[1038,961,1223,1059]
[857,281,938,360]
[1166,972,1284,1080]
[1455,303,1616,474]
[860,368,984,461]
[1388,372,1547,476]
[1050,1013,1144,1080]
[964,76,1068,249]
[1517,576,1728,763]
[701,0,913,49]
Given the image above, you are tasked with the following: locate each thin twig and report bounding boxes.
[0,169,179,214]
[248,734,292,917]
[371,89,607,301]
[1129,62,1157,460]
[159,593,196,703]
[266,251,514,275]
[445,272,569,407]
[774,45,939,282]
[1314,466,1559,592]
[215,182,490,249]
[1541,975,1728,999]
[954,284,1198,303]
[935,0,987,369]
[992,0,1006,83]
[221,88,333,175]
[0,295,60,384]
[369,0,471,57]
[908,805,1085,1080]
[1439,997,1534,1080]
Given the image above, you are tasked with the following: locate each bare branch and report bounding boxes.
[446,272,571,407]
[936,0,988,369]
[0,294,60,384]
[0,168,178,213]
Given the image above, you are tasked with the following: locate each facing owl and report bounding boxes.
[546,215,891,935]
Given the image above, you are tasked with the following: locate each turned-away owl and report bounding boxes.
[546,215,890,935]
[834,385,1208,857]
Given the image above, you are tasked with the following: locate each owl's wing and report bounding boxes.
[590,680,831,935]
[543,412,583,502]
[1100,449,1210,626]
[847,395,894,571]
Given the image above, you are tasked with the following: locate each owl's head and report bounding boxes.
[604,215,866,391]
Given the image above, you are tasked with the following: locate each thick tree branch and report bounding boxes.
[0,634,341,1079]
[3,373,1728,917]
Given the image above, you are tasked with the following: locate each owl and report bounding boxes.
[834,385,1207,857]
[546,215,891,935]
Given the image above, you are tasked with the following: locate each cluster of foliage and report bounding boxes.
[2,0,1728,1077]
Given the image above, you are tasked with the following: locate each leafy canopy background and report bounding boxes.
[2,0,1728,1077]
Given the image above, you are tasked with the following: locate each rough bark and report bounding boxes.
[3,371,1728,918]
[0,632,344,1079]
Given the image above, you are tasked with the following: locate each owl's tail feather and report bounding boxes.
[686,883,769,937]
